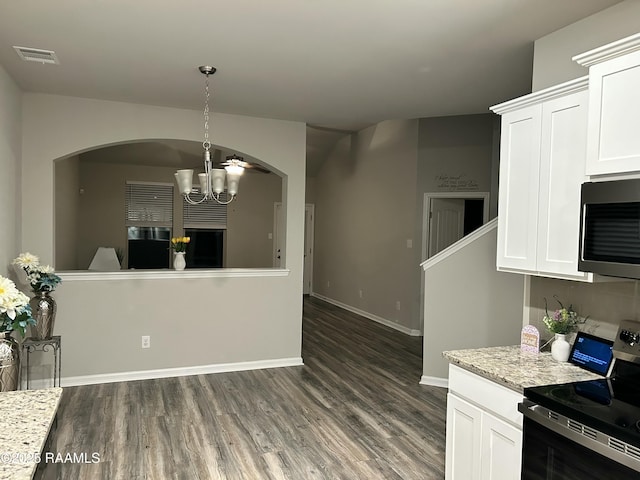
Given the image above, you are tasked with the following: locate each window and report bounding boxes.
[182,194,227,268]
[127,226,172,269]
[185,228,224,268]
[125,182,173,269]
[182,193,228,228]
[125,182,173,226]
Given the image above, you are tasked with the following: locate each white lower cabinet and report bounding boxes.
[445,365,522,480]
[479,411,522,480]
[446,394,482,480]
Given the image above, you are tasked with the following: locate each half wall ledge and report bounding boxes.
[58,268,290,281]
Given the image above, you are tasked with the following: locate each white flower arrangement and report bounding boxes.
[0,275,35,337]
[13,252,62,293]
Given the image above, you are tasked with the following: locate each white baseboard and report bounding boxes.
[420,375,449,388]
[311,293,422,336]
[60,357,304,387]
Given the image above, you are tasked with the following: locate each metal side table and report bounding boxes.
[22,336,61,389]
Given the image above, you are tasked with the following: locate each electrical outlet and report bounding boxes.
[141,335,150,349]
[327,280,330,288]
[396,301,401,311]
[359,290,363,298]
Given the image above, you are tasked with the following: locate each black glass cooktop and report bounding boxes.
[524,374,640,448]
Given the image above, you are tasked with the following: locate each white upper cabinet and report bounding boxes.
[536,90,588,278]
[574,33,640,176]
[491,78,592,282]
[495,105,541,272]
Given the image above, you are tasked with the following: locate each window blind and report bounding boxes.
[183,193,228,229]
[125,182,174,226]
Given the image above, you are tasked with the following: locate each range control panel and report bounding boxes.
[613,319,640,363]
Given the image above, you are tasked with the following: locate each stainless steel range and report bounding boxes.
[519,320,640,479]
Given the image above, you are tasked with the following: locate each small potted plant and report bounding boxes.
[543,296,586,362]
[170,236,190,270]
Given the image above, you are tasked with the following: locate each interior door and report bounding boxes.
[303,205,314,295]
[429,198,465,257]
[273,202,284,268]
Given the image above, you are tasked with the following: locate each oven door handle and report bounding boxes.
[518,399,554,422]
[518,399,536,416]
[518,400,640,473]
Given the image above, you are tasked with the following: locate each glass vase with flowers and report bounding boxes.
[0,275,35,390]
[13,252,62,339]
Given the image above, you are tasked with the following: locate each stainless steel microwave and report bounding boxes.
[579,179,640,279]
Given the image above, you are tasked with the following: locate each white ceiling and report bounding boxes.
[0,1,622,173]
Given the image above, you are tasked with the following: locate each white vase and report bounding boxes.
[551,333,571,362]
[173,252,186,271]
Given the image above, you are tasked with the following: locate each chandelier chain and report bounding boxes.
[203,73,211,150]
[175,66,240,206]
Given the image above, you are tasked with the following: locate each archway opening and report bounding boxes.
[54,140,283,270]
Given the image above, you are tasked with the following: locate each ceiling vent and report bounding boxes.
[13,46,60,65]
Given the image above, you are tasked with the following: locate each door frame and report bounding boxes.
[422,192,490,262]
[303,204,315,295]
[273,202,284,267]
[273,202,315,293]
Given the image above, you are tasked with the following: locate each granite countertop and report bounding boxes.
[0,388,63,480]
[443,345,604,393]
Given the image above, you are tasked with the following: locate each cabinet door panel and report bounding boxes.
[446,394,481,480]
[586,50,640,175]
[449,364,523,427]
[480,413,522,480]
[497,106,541,271]
[537,90,590,280]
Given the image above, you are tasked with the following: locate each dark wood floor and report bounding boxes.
[40,297,447,479]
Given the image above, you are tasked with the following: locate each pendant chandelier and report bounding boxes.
[174,66,244,205]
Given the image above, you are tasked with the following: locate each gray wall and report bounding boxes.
[312,114,498,333]
[417,114,496,201]
[54,155,80,270]
[416,113,498,328]
[528,277,639,343]
[0,66,21,276]
[313,119,420,331]
[527,0,640,337]
[21,93,307,382]
[54,159,282,270]
[225,172,283,268]
[305,177,316,204]
[532,1,640,91]
[56,274,300,379]
[423,225,524,380]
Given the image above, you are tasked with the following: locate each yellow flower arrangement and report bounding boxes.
[170,236,191,253]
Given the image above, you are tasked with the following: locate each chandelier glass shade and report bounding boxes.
[174,66,243,205]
